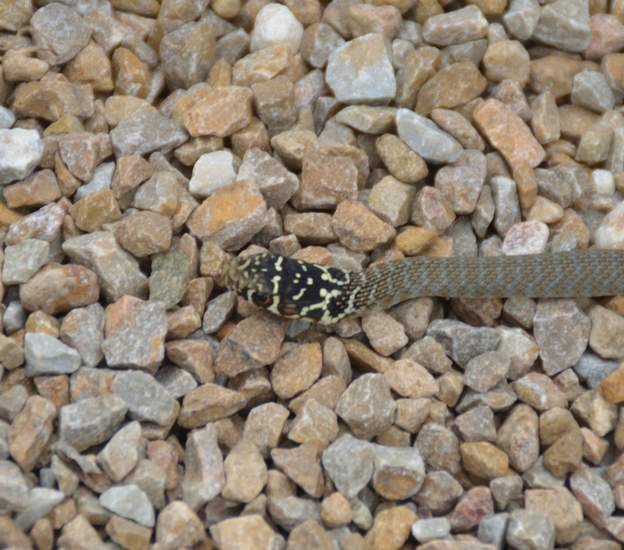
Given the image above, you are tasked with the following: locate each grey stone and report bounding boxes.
[506,509,555,550]
[60,303,104,368]
[149,249,193,309]
[97,421,142,483]
[14,487,64,530]
[478,513,509,550]
[237,147,299,209]
[411,517,451,543]
[533,299,591,376]
[326,33,396,104]
[503,0,541,41]
[112,370,177,426]
[396,109,463,164]
[572,70,616,113]
[183,424,224,510]
[336,374,396,439]
[422,6,488,46]
[427,319,500,368]
[155,365,198,399]
[0,460,29,512]
[491,176,521,236]
[59,394,127,452]
[532,0,591,52]
[322,434,375,499]
[99,484,155,527]
[371,444,425,500]
[2,239,50,285]
[111,106,188,157]
[31,3,91,65]
[0,129,44,185]
[574,352,620,389]
[62,231,148,302]
[24,333,81,376]
[101,300,167,371]
[267,496,321,532]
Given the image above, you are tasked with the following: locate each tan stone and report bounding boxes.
[112,47,150,98]
[181,86,253,137]
[64,41,114,92]
[9,395,56,472]
[416,61,487,115]
[474,99,545,168]
[332,200,396,252]
[70,189,121,232]
[3,169,61,209]
[20,263,99,314]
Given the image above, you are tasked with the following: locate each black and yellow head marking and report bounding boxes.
[224,253,358,324]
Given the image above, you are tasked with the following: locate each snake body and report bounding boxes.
[224,250,624,324]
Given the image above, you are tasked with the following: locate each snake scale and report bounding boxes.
[224,249,624,324]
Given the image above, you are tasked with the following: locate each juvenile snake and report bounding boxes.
[224,250,624,324]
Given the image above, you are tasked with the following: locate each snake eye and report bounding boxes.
[252,292,273,307]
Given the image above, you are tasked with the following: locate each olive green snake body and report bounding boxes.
[224,250,624,324]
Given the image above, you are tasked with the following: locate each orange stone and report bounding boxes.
[473,99,545,168]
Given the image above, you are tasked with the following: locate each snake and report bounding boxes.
[223,249,624,325]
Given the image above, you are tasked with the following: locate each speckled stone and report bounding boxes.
[326,33,396,104]
[422,6,488,46]
[532,0,591,53]
[396,108,463,164]
[332,200,396,252]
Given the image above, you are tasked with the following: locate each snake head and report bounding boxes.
[223,253,356,324]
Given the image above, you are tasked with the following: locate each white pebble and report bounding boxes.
[251,3,303,53]
[591,169,615,196]
[502,220,550,255]
[189,150,237,197]
[0,106,16,129]
[0,128,44,184]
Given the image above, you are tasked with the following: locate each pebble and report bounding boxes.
[114,211,172,258]
[100,484,155,528]
[532,0,591,53]
[31,3,91,65]
[184,86,255,139]
[411,517,451,543]
[238,147,299,209]
[160,20,216,90]
[216,314,284,377]
[336,373,396,439]
[595,201,624,250]
[371,444,425,499]
[0,128,44,184]
[332,200,396,252]
[24,333,81,376]
[9,395,56,473]
[502,220,549,255]
[222,440,267,503]
[178,382,247,429]
[572,70,616,113]
[59,394,127,452]
[534,299,591,376]
[188,150,236,198]
[211,514,282,548]
[449,486,494,531]
[474,99,545,168]
[366,505,415,549]
[503,0,540,40]
[182,424,224,509]
[112,370,178,426]
[251,3,303,53]
[187,179,267,251]
[422,6,489,46]
[243,402,290,456]
[416,422,461,474]
[2,239,49,285]
[97,421,141,482]
[101,297,167,370]
[149,249,193,309]
[63,231,148,302]
[156,500,205,549]
[14,487,64,531]
[396,108,463,164]
[326,33,396,104]
[294,151,358,210]
[416,61,487,115]
[589,305,624,360]
[322,434,375,498]
[111,106,187,157]
[506,509,556,550]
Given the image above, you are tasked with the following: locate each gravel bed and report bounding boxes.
[0,0,624,549]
